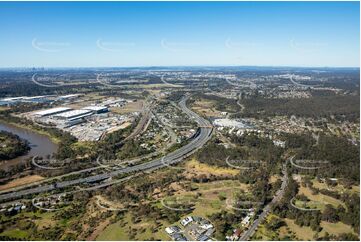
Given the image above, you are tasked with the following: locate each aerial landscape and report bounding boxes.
[0,1,359,241]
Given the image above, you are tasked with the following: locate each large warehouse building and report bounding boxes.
[32,105,109,128]
[33,107,72,117]
[54,109,93,120]
[82,106,108,114]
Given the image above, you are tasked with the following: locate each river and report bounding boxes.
[0,122,58,170]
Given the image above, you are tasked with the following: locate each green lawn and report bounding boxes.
[294,199,324,210]
[298,185,345,211]
[96,213,169,241]
[96,220,129,241]
[0,229,29,239]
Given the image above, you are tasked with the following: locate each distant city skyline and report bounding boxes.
[0,1,359,68]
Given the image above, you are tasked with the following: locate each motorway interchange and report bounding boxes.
[0,96,213,203]
[0,95,292,241]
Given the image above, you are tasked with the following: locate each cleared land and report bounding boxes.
[110,100,144,114]
[191,99,223,118]
[0,175,44,190]
[184,158,239,178]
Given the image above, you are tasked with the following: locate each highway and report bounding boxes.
[239,159,289,241]
[289,75,315,89]
[0,96,213,202]
[225,77,257,89]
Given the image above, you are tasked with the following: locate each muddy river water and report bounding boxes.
[0,122,58,170]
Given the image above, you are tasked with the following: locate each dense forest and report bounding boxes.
[239,94,359,122]
[284,132,360,183]
[196,134,283,170]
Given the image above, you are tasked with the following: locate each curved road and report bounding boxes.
[0,96,213,202]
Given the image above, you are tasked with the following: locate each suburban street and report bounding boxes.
[239,159,289,241]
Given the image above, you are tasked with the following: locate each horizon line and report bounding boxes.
[0,65,359,69]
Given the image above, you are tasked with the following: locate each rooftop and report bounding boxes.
[55,109,93,118]
[34,107,72,116]
[82,106,108,111]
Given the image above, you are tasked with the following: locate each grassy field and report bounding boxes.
[191,99,224,118]
[159,178,250,220]
[284,218,316,240]
[193,179,249,191]
[293,199,324,210]
[184,158,239,177]
[0,210,58,240]
[298,185,345,211]
[110,100,144,114]
[254,213,358,241]
[0,228,29,239]
[96,213,170,241]
[95,220,129,241]
[320,221,357,237]
[95,174,249,240]
[33,211,57,229]
[312,178,360,195]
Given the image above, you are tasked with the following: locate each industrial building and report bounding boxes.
[52,109,93,128]
[0,96,54,105]
[29,103,133,140]
[0,94,83,106]
[82,106,108,114]
[54,109,93,120]
[33,107,72,117]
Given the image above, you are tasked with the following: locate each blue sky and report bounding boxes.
[0,1,359,67]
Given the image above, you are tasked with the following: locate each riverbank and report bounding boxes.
[0,121,58,170]
[0,130,30,161]
[0,117,61,144]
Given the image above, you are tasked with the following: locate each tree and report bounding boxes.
[322,205,339,223]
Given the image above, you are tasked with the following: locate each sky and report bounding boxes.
[0,1,359,68]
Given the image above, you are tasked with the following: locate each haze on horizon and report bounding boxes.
[0,1,359,68]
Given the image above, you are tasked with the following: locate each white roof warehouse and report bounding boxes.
[33,107,72,117]
[54,109,93,120]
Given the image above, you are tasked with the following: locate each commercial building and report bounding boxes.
[213,118,251,129]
